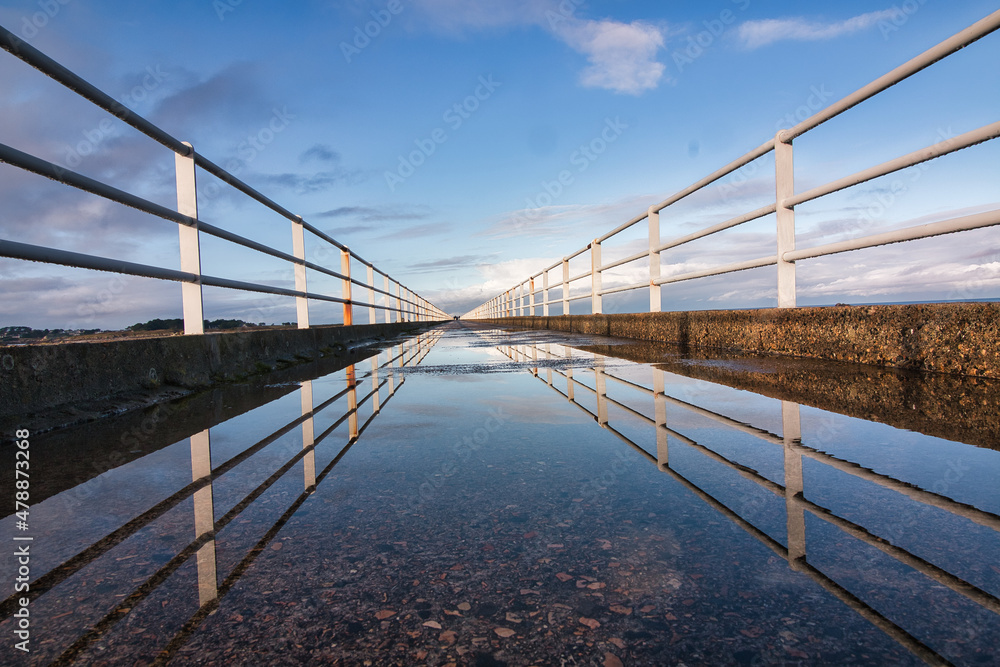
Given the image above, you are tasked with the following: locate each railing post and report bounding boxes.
[301,380,316,490]
[566,349,574,400]
[190,429,216,605]
[561,259,570,315]
[366,265,376,324]
[371,356,381,413]
[346,364,359,441]
[648,207,661,313]
[341,249,353,326]
[595,365,608,425]
[292,215,310,329]
[542,271,550,316]
[529,278,536,316]
[384,275,392,323]
[591,239,602,315]
[175,142,204,335]
[775,131,796,308]
[396,283,404,322]
[783,401,806,567]
[653,368,668,470]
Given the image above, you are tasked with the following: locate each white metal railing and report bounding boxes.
[0,26,448,334]
[465,10,1000,320]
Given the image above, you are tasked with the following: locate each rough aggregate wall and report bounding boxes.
[481,303,1000,378]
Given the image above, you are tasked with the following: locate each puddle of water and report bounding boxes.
[1,322,998,665]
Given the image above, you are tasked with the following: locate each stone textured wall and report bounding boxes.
[1,321,444,423]
[481,303,1000,378]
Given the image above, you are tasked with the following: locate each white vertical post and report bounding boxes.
[542,271,550,316]
[384,275,392,323]
[529,278,536,316]
[783,401,805,567]
[654,368,668,470]
[776,132,796,308]
[648,207,661,313]
[301,380,316,490]
[595,366,608,425]
[371,356,381,413]
[561,259,570,315]
[396,283,403,322]
[366,265,376,324]
[545,344,552,385]
[346,364,359,440]
[341,250,353,326]
[291,216,310,329]
[190,429,217,605]
[387,347,396,394]
[591,240,602,315]
[175,143,204,335]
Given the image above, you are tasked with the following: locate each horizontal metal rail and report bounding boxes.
[780,10,1000,142]
[653,255,778,286]
[651,137,778,216]
[0,239,433,311]
[655,203,777,255]
[599,280,649,297]
[786,121,1000,209]
[0,25,190,156]
[785,208,1000,263]
[600,249,648,272]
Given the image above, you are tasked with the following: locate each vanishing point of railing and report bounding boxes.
[0,25,448,334]
[465,10,1000,320]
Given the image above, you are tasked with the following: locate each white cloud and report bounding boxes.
[553,18,667,95]
[737,9,903,50]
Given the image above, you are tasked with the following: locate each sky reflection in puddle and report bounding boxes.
[2,322,998,666]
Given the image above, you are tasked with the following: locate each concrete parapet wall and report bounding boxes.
[480,303,1000,378]
[1,321,445,424]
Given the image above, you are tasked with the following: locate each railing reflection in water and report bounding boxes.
[0,329,442,665]
[491,333,1000,667]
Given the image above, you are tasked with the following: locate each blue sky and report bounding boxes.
[0,0,997,326]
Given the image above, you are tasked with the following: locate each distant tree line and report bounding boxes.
[127,318,253,331]
[0,326,101,342]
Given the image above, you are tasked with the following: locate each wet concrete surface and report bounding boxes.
[1,322,998,666]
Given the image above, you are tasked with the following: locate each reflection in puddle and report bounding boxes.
[1,323,998,665]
